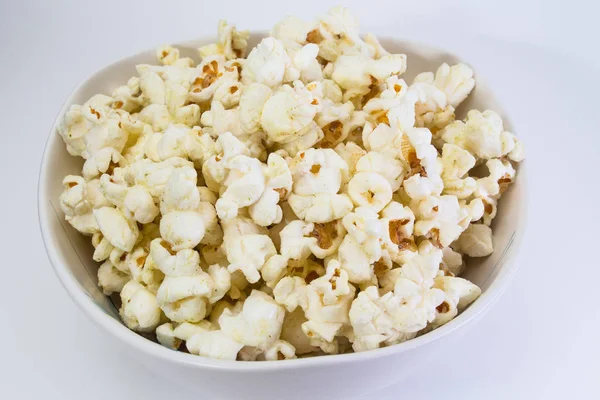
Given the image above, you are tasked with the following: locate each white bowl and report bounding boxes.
[38,33,527,400]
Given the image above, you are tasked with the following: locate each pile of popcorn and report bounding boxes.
[57,7,524,361]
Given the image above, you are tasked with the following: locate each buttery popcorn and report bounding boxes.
[57,7,523,361]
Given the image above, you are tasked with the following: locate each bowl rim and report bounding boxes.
[38,33,528,371]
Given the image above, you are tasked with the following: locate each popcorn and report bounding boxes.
[435,276,481,311]
[338,234,378,284]
[150,239,201,276]
[411,63,474,137]
[315,104,357,148]
[473,158,516,225]
[271,16,313,51]
[362,76,412,127]
[410,79,454,136]
[159,166,200,215]
[355,151,405,192]
[441,110,521,161]
[400,240,444,288]
[189,56,239,104]
[126,157,194,198]
[242,37,290,88]
[277,220,313,261]
[273,276,308,312]
[287,257,325,283]
[364,33,389,59]
[139,69,166,105]
[207,263,231,303]
[82,147,122,181]
[57,6,524,361]
[430,276,481,329]
[215,154,266,221]
[213,80,243,109]
[415,63,475,109]
[109,247,130,274]
[222,216,276,283]
[248,153,293,226]
[174,104,201,126]
[120,123,150,166]
[412,195,475,248]
[347,172,392,212]
[441,247,464,276]
[290,148,347,195]
[112,77,144,113]
[99,173,128,208]
[349,286,419,352]
[152,237,219,323]
[350,244,446,349]
[261,82,319,143]
[139,104,172,132]
[97,260,130,295]
[310,259,351,305]
[186,329,244,360]
[198,201,223,246]
[332,54,406,98]
[198,20,249,60]
[301,320,343,354]
[123,185,159,224]
[441,143,476,199]
[156,322,182,350]
[290,44,324,83]
[155,124,191,161]
[274,260,355,353]
[219,290,285,349]
[377,267,401,294]
[239,83,273,134]
[59,175,99,234]
[156,275,212,322]
[288,193,353,223]
[127,248,163,293]
[361,122,402,158]
[94,207,139,252]
[312,6,372,62]
[264,340,297,360]
[92,232,114,262]
[331,55,373,94]
[173,320,215,341]
[58,95,128,160]
[401,128,444,200]
[159,210,205,251]
[156,272,213,304]
[475,158,516,200]
[225,231,276,283]
[119,280,161,332]
[452,223,494,257]
[156,46,181,66]
[202,132,249,191]
[200,101,244,138]
[307,220,346,258]
[275,121,324,157]
[303,275,355,325]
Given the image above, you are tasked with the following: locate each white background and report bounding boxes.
[1,0,599,398]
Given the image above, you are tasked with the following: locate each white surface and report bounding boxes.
[0,0,598,399]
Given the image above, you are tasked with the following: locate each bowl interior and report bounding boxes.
[39,33,525,360]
